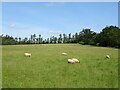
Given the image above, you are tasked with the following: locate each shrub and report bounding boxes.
[79,41,85,45]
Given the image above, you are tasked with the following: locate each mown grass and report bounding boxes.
[2,44,118,88]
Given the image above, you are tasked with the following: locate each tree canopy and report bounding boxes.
[1,25,120,48]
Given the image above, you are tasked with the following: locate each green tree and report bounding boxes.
[24,37,28,44]
[63,34,67,43]
[71,34,75,43]
[39,34,41,44]
[46,38,49,44]
[58,34,62,43]
[54,37,57,43]
[33,34,36,44]
[19,37,21,44]
[68,33,71,43]
[80,29,96,45]
[75,33,79,43]
[36,38,39,44]
[50,37,52,43]
[15,37,18,44]
[15,37,18,42]
[30,35,33,44]
[98,26,120,48]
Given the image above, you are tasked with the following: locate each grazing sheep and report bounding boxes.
[106,55,110,59]
[24,53,32,57]
[68,59,75,64]
[72,58,80,63]
[62,52,67,56]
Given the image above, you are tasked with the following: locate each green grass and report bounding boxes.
[0,46,2,89]
[2,44,118,88]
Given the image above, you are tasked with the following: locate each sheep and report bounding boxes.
[62,52,67,56]
[106,55,110,59]
[72,58,80,63]
[68,59,75,64]
[24,53,32,57]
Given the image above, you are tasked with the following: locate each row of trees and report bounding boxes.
[0,25,120,48]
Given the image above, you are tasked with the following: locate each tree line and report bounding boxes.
[0,25,120,48]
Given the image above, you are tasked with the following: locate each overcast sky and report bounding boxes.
[2,2,118,39]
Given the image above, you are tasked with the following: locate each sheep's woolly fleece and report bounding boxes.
[62,52,67,56]
[72,58,80,63]
[68,58,80,64]
[24,53,32,57]
[68,59,75,64]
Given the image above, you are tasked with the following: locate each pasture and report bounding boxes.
[2,44,118,88]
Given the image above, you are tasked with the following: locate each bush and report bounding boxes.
[96,43,100,46]
[79,41,85,45]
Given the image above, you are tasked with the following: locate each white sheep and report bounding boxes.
[68,59,75,64]
[62,52,67,56]
[72,58,80,63]
[106,55,110,59]
[24,53,32,57]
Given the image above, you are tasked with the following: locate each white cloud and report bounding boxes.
[9,24,16,28]
[8,23,29,30]
[48,30,62,34]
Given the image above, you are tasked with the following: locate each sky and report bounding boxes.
[2,2,118,39]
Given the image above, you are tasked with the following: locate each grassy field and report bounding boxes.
[0,46,2,89]
[2,44,118,88]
